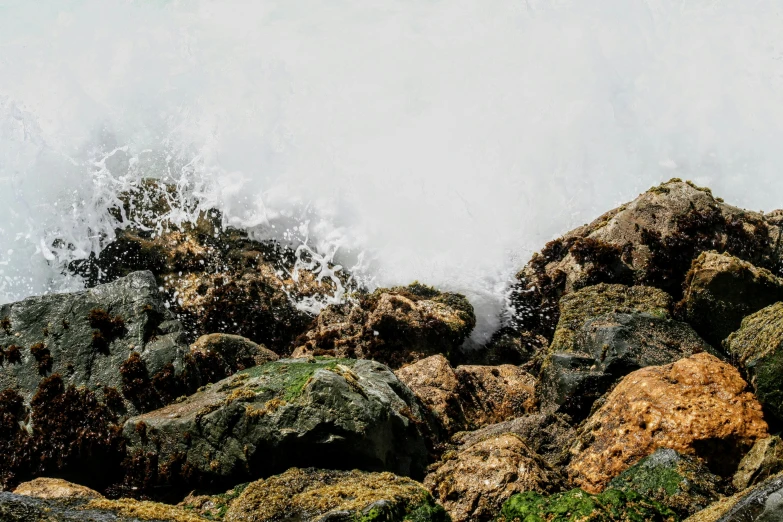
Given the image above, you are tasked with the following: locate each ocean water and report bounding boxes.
[2,0,783,341]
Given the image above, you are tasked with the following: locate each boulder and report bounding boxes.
[189,333,278,383]
[293,283,475,369]
[0,492,208,521]
[424,433,562,522]
[733,435,783,491]
[568,353,768,493]
[724,302,783,427]
[539,310,715,420]
[219,468,448,522]
[686,472,783,522]
[450,413,576,470]
[0,271,190,412]
[496,489,678,522]
[608,449,723,517]
[70,179,337,352]
[451,327,547,367]
[510,179,780,341]
[12,478,103,500]
[395,355,536,436]
[122,358,430,492]
[679,252,783,347]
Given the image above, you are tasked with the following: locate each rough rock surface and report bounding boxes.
[13,478,104,500]
[395,355,536,436]
[221,468,448,522]
[568,353,768,493]
[190,333,278,383]
[510,179,780,341]
[679,252,783,347]
[424,433,562,522]
[539,310,715,420]
[733,435,783,491]
[122,358,430,492]
[70,179,338,352]
[497,489,678,522]
[451,327,547,367]
[685,472,783,522]
[724,302,783,427]
[0,491,208,522]
[450,413,576,470]
[293,283,475,369]
[0,271,189,412]
[608,449,723,517]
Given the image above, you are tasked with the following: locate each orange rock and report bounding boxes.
[13,477,104,500]
[567,353,768,493]
[395,355,463,434]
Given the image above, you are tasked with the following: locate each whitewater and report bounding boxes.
[2,0,783,342]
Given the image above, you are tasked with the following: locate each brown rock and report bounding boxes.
[190,333,278,382]
[733,435,783,491]
[510,179,780,341]
[425,433,563,522]
[568,352,768,493]
[12,478,104,500]
[679,252,783,347]
[294,283,475,369]
[395,355,536,435]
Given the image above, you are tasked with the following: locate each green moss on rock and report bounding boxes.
[241,358,356,401]
[496,488,679,522]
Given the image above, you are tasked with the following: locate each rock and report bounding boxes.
[0,271,190,412]
[0,491,209,522]
[12,478,104,500]
[510,179,780,341]
[450,413,576,470]
[685,472,783,522]
[178,484,248,521]
[496,489,678,522]
[679,252,783,347]
[539,310,715,420]
[451,327,547,367]
[607,449,723,517]
[70,179,341,352]
[190,333,278,382]
[733,435,783,491]
[395,356,536,436]
[221,468,448,522]
[293,282,476,369]
[424,433,562,522]
[568,353,768,493]
[122,358,430,493]
[724,302,783,427]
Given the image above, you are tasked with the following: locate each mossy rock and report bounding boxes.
[221,468,449,522]
[685,472,783,522]
[122,358,430,494]
[496,488,679,522]
[608,449,722,517]
[550,284,673,354]
[724,302,783,427]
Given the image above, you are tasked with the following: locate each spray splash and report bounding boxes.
[2,0,783,341]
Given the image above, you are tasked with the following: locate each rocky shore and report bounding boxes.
[2,178,783,521]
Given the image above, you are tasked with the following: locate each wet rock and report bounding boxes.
[608,449,723,517]
[70,179,340,352]
[724,302,783,427]
[13,478,104,500]
[685,472,783,522]
[679,252,783,347]
[189,333,278,383]
[496,488,678,522]
[293,283,475,369]
[395,356,536,436]
[539,310,715,421]
[568,353,768,493]
[221,468,448,522]
[424,433,562,522]
[450,413,576,469]
[451,328,546,367]
[0,491,208,521]
[733,435,783,491]
[510,179,780,341]
[122,358,430,493]
[0,271,189,412]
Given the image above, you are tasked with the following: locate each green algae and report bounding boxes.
[240,358,356,401]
